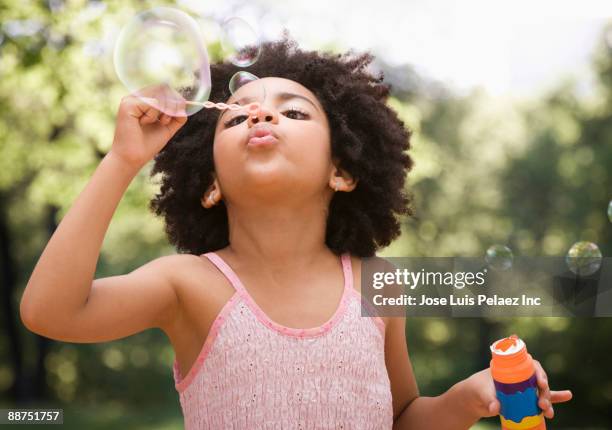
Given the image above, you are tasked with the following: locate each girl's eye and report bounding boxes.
[223,108,309,128]
[224,115,247,128]
[282,108,309,120]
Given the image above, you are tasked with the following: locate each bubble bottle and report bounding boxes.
[489,334,545,430]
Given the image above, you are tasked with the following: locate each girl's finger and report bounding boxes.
[139,104,161,125]
[123,95,161,125]
[128,103,158,125]
[533,361,549,390]
[550,390,573,404]
[168,100,188,131]
[538,392,551,411]
[487,399,500,415]
[123,96,152,120]
[547,405,554,419]
[159,113,172,125]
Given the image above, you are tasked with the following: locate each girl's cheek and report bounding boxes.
[213,138,242,168]
[213,133,235,151]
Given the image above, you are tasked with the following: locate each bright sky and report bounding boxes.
[180,0,611,97]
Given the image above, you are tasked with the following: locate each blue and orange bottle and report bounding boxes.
[490,334,545,430]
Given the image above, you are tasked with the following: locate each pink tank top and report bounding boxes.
[172,252,393,429]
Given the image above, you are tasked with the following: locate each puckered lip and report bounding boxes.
[247,124,278,144]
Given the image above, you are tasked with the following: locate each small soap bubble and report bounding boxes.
[113,7,211,116]
[220,17,261,67]
[485,245,514,271]
[566,241,602,277]
[608,200,612,223]
[226,72,266,117]
[229,71,260,95]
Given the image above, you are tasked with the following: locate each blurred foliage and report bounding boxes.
[0,0,611,428]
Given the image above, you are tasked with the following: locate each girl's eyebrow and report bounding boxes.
[219,91,320,121]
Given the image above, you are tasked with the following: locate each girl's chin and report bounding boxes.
[241,168,289,185]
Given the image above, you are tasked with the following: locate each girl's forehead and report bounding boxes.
[227,77,318,105]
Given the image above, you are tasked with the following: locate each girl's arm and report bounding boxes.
[385,316,420,421]
[20,91,187,341]
[390,323,573,428]
[386,314,479,429]
[392,379,479,430]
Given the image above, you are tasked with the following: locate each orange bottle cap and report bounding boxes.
[490,334,535,383]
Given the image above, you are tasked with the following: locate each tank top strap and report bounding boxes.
[201,252,249,296]
[340,252,353,294]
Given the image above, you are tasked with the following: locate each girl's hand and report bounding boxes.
[460,361,573,419]
[110,84,188,171]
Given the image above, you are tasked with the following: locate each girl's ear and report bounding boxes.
[201,176,222,208]
[328,166,358,192]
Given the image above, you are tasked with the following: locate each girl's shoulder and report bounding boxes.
[161,252,237,344]
[170,252,236,298]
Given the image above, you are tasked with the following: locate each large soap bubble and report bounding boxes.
[113,7,211,116]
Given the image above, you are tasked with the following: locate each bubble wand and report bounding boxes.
[133,97,262,118]
[184,100,261,113]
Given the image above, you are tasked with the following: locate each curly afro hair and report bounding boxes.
[149,35,414,258]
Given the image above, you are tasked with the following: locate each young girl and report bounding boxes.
[20,37,571,429]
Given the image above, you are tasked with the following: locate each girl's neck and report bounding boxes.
[224,202,334,271]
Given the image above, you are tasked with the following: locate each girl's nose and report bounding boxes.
[247,102,278,125]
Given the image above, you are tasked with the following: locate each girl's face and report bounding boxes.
[212,77,333,206]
